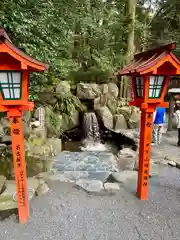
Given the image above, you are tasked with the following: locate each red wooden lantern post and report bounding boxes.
[0,28,49,223]
[119,43,180,200]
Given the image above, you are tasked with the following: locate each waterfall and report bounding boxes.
[83,112,100,141]
[81,112,107,151]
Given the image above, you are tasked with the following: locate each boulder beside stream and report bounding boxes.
[0,178,40,211]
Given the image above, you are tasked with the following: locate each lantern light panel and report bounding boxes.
[0,72,22,100]
[135,76,144,97]
[149,76,164,98]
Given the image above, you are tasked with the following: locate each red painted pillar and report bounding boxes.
[137,108,154,200]
[9,111,29,223]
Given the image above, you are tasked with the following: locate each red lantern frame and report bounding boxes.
[118,43,180,200]
[0,27,49,223]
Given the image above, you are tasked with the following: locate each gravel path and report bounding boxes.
[1,165,180,240]
[1,131,180,240]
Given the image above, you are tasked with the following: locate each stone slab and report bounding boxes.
[86,172,110,183]
[104,182,120,191]
[0,178,39,211]
[36,183,50,196]
[76,179,103,192]
[111,171,137,183]
[37,171,111,184]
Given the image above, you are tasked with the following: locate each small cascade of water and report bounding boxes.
[83,112,100,141]
[81,112,107,151]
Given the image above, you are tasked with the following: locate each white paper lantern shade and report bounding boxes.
[149,76,165,98]
[135,76,144,97]
[0,72,22,100]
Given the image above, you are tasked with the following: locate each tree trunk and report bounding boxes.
[122,0,137,100]
[126,0,137,62]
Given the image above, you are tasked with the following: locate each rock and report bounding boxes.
[117,156,136,171]
[30,126,47,139]
[0,196,17,211]
[0,178,39,211]
[107,83,119,98]
[64,171,89,181]
[0,124,4,139]
[128,108,140,129]
[0,143,7,151]
[77,83,101,100]
[45,106,63,137]
[117,147,137,170]
[87,172,110,183]
[0,117,10,135]
[101,127,139,152]
[37,171,92,184]
[38,91,56,103]
[3,178,39,195]
[30,120,41,128]
[134,158,139,171]
[94,93,114,110]
[164,156,178,168]
[117,106,132,121]
[60,111,79,132]
[164,156,176,162]
[0,175,6,194]
[66,109,79,130]
[36,182,50,196]
[25,137,62,164]
[36,171,53,180]
[23,122,31,138]
[47,138,62,156]
[100,84,108,94]
[56,81,71,95]
[36,172,74,183]
[131,130,140,139]
[114,114,127,131]
[111,171,137,183]
[76,179,103,192]
[104,182,120,191]
[1,135,11,144]
[96,106,113,130]
[175,162,180,169]
[168,161,176,167]
[106,97,118,115]
[100,94,110,105]
[22,111,32,123]
[45,103,79,135]
[117,99,128,108]
[94,97,101,109]
[118,148,137,158]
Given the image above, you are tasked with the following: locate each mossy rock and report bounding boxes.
[45,106,63,137]
[117,106,132,121]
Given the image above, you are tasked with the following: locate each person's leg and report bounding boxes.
[157,125,163,145]
[153,124,158,144]
[152,124,157,143]
[177,128,180,146]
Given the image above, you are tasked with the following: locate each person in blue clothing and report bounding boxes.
[152,107,166,145]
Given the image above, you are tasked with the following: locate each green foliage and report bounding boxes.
[0,0,132,89]
[1,0,174,98]
[148,0,180,56]
[54,93,85,116]
[69,66,112,84]
[48,110,61,131]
